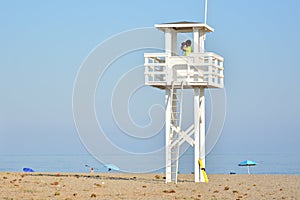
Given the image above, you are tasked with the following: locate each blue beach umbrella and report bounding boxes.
[23,167,35,172]
[238,160,257,174]
[104,164,120,171]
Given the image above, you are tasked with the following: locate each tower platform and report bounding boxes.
[144,52,224,89]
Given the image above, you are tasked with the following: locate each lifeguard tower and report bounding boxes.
[144,21,224,183]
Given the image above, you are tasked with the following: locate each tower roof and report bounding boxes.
[155,21,214,33]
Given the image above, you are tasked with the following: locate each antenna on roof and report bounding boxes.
[204,0,208,24]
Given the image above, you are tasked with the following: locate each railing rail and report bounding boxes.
[144,52,224,88]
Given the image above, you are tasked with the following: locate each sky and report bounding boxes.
[1,0,300,166]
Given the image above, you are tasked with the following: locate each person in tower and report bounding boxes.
[181,39,193,56]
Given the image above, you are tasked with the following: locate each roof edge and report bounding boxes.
[154,21,214,32]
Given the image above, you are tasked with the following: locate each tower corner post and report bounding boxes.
[199,87,206,182]
[194,88,200,182]
[165,88,172,183]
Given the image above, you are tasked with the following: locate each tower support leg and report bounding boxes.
[199,87,206,182]
[194,88,200,182]
[165,88,172,183]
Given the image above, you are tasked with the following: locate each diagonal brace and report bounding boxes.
[170,124,195,148]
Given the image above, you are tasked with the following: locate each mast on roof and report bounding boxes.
[204,0,208,24]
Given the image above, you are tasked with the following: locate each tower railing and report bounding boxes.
[144,52,224,88]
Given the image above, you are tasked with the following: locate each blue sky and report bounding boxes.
[1,0,300,160]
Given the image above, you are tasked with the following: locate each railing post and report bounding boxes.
[220,60,224,87]
[187,56,191,83]
[144,56,149,84]
[166,55,172,85]
[208,56,213,85]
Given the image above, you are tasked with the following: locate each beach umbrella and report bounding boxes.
[238,160,257,174]
[23,167,34,172]
[104,164,120,171]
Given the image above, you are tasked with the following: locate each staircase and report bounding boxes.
[169,82,184,183]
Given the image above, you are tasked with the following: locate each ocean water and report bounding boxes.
[0,153,299,174]
[185,152,300,175]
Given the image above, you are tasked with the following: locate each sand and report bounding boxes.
[1,172,299,199]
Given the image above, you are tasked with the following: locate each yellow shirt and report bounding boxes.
[185,46,193,56]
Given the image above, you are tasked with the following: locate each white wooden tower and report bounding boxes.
[144,21,224,183]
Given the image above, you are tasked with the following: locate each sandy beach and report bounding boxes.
[1,172,299,199]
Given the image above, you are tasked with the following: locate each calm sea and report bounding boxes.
[0,153,299,174]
